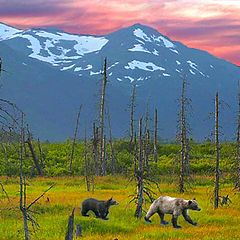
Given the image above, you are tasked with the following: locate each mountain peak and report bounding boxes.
[0,22,21,40]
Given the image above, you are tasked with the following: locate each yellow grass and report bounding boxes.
[0,176,239,239]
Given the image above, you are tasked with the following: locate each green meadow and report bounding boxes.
[0,141,239,239]
[0,175,239,240]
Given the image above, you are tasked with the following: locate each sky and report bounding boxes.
[0,0,239,65]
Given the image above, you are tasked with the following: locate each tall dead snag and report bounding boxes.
[178,76,191,193]
[65,209,75,240]
[99,58,107,176]
[153,108,158,163]
[214,92,220,209]
[92,122,99,176]
[19,113,29,240]
[144,129,150,173]
[69,105,82,175]
[234,82,240,191]
[37,138,45,169]
[84,129,90,191]
[129,84,136,146]
[25,128,43,176]
[84,128,95,192]
[135,118,144,219]
[107,108,116,175]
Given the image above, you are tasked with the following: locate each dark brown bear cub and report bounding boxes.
[81,197,118,220]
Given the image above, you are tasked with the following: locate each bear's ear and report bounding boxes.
[188,200,192,205]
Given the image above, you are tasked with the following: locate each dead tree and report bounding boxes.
[135,118,144,219]
[153,108,158,163]
[76,224,82,237]
[65,209,75,240]
[214,92,220,209]
[0,182,10,201]
[92,123,99,175]
[144,129,150,173]
[178,76,191,193]
[37,138,45,169]
[84,128,94,192]
[99,58,108,176]
[107,108,116,174]
[25,128,43,176]
[234,82,240,190]
[102,134,107,175]
[19,113,30,240]
[69,105,82,175]
[129,84,136,145]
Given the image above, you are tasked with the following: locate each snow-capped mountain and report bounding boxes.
[0,22,239,141]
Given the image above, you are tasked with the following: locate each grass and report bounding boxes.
[0,176,239,240]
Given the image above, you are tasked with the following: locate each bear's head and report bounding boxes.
[107,197,119,206]
[188,198,201,211]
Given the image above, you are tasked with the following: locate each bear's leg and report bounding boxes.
[81,208,89,217]
[157,210,169,225]
[144,205,157,223]
[182,210,197,226]
[93,209,100,218]
[102,210,109,220]
[98,209,109,220]
[172,215,181,229]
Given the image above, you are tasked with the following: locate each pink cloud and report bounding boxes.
[0,0,239,65]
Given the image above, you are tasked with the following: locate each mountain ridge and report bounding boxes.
[0,22,239,141]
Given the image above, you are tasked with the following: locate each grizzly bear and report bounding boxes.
[144,196,201,228]
[81,197,118,220]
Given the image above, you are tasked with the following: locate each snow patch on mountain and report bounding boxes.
[0,23,21,40]
[133,28,176,49]
[133,29,151,42]
[124,76,135,83]
[156,36,175,48]
[128,44,151,54]
[125,60,165,72]
[187,60,205,76]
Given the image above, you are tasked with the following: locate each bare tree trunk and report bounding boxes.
[92,123,99,175]
[214,92,220,209]
[107,109,116,175]
[26,129,43,176]
[185,138,191,176]
[102,134,107,175]
[153,108,158,163]
[37,138,45,169]
[76,224,82,238]
[65,209,75,240]
[130,84,136,145]
[69,105,82,175]
[235,83,240,190]
[135,118,144,219]
[179,77,187,193]
[144,129,150,173]
[19,114,30,240]
[84,129,90,192]
[99,58,107,176]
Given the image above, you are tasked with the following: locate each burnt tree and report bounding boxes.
[99,58,108,176]
[214,92,220,209]
[69,105,82,175]
[153,108,158,163]
[135,118,144,219]
[25,128,43,176]
[178,76,191,193]
[129,84,136,145]
[235,82,240,190]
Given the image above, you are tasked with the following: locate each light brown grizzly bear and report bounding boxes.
[144,196,201,228]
